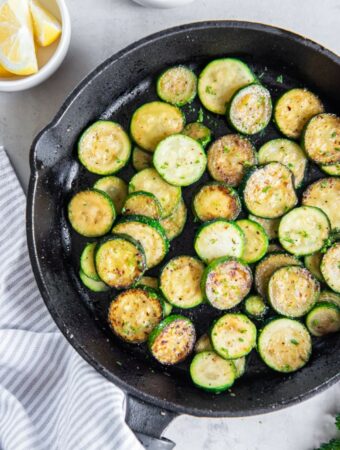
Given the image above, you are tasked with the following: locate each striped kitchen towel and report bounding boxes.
[0,147,143,450]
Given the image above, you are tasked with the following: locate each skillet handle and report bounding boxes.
[125,394,177,449]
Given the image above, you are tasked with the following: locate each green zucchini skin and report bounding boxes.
[321,163,340,176]
[242,163,298,219]
[319,290,340,307]
[112,214,169,269]
[304,252,324,282]
[320,243,340,293]
[198,58,256,115]
[192,182,241,222]
[236,219,269,264]
[148,315,196,365]
[202,257,252,310]
[243,295,268,319]
[160,256,205,309]
[122,191,162,220]
[183,122,212,148]
[190,351,236,393]
[80,242,100,281]
[210,313,257,359]
[78,120,131,175]
[68,189,116,237]
[95,234,146,289]
[267,265,320,318]
[153,134,207,187]
[278,206,331,256]
[194,220,245,263]
[79,270,109,292]
[273,88,324,139]
[258,317,312,373]
[108,287,164,343]
[227,83,272,135]
[157,65,197,106]
[306,301,340,337]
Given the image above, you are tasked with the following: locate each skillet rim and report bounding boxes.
[27,20,340,417]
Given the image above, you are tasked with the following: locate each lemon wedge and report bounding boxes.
[0,0,38,75]
[0,64,14,77]
[29,0,61,47]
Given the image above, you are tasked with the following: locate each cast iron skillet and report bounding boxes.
[27,21,340,449]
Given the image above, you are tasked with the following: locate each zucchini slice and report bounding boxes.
[236,219,269,263]
[160,256,205,309]
[183,122,212,148]
[95,234,146,288]
[268,266,319,318]
[233,357,246,378]
[304,252,324,282]
[211,313,257,359]
[129,168,181,218]
[302,177,340,231]
[302,113,340,165]
[319,290,340,307]
[258,318,312,373]
[122,191,162,220]
[192,182,241,222]
[248,214,280,241]
[198,58,256,115]
[132,146,153,172]
[243,295,267,319]
[159,199,187,241]
[130,101,184,153]
[255,252,302,298]
[306,302,340,337]
[274,88,324,139]
[148,315,196,365]
[157,65,197,106]
[80,242,99,281]
[68,189,116,237]
[194,220,244,263]
[243,163,297,219]
[108,287,164,343]
[153,134,206,187]
[79,270,109,292]
[190,351,236,393]
[278,206,330,256]
[227,83,272,135]
[258,139,308,188]
[78,121,131,175]
[321,163,340,176]
[207,134,256,187]
[194,333,213,353]
[202,257,252,310]
[112,215,169,269]
[320,243,340,293]
[137,276,159,289]
[93,176,128,214]
[163,301,173,317]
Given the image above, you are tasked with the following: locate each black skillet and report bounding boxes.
[27,21,340,449]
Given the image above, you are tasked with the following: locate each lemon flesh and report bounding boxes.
[0,0,38,75]
[30,0,61,47]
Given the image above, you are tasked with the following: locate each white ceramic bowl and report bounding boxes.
[0,0,71,92]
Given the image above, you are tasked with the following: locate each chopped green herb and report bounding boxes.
[262,186,271,193]
[276,75,283,83]
[205,85,216,95]
[290,339,299,345]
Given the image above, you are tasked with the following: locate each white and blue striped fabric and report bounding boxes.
[0,147,143,450]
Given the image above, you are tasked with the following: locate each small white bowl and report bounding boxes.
[0,0,71,92]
